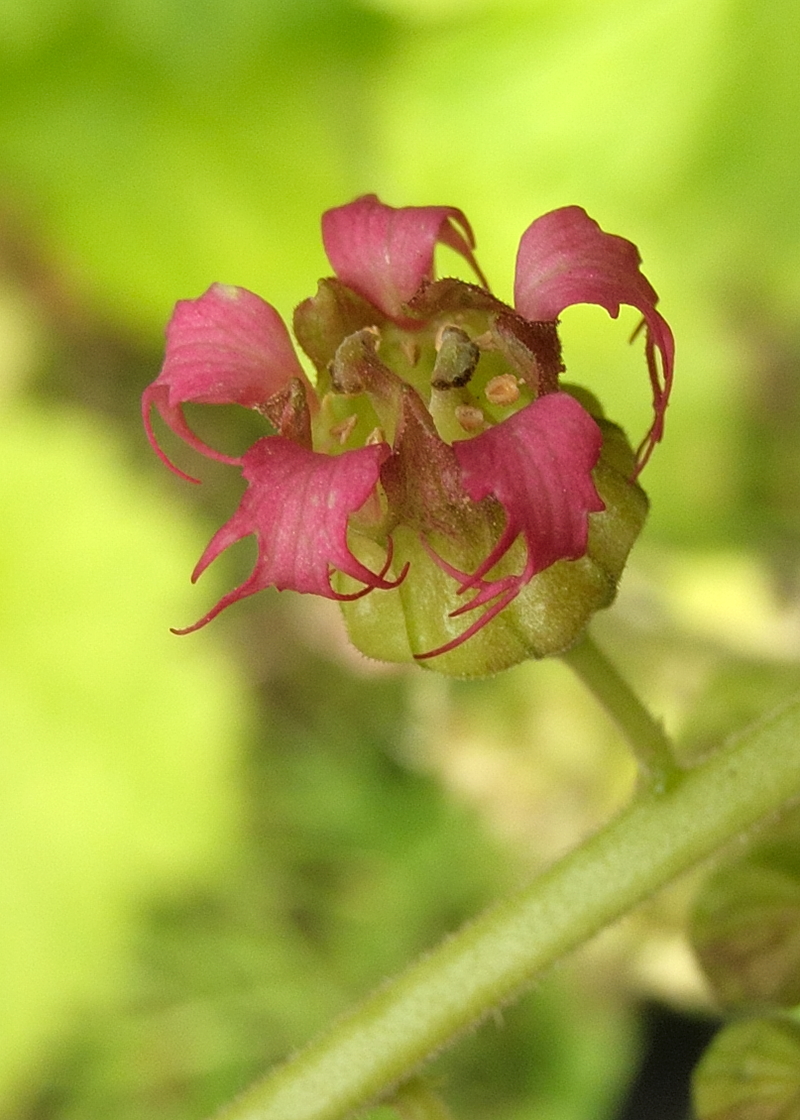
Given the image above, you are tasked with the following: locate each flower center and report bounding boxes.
[314,306,539,457]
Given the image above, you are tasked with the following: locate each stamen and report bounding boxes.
[329,360,364,395]
[455,404,485,432]
[485,374,520,406]
[431,325,481,390]
[330,414,358,445]
[329,327,396,399]
[400,338,421,366]
[365,426,386,446]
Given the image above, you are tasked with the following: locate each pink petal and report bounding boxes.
[321,194,488,322]
[514,207,674,472]
[418,393,604,659]
[175,436,402,632]
[143,284,309,479]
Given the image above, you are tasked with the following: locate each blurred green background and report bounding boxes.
[2,1,800,1117]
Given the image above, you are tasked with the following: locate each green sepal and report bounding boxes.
[337,422,648,678]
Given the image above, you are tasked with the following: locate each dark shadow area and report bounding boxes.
[615,1003,719,1120]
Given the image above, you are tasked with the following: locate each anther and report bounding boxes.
[330,414,358,445]
[485,374,520,406]
[400,338,421,367]
[455,404,485,432]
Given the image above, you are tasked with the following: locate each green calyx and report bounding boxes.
[337,415,648,678]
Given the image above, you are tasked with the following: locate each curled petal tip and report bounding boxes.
[413,587,519,662]
[331,542,409,602]
[141,384,242,482]
[141,284,309,468]
[141,388,201,483]
[515,206,674,468]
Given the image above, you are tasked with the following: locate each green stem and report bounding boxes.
[561,633,679,787]
[213,698,800,1120]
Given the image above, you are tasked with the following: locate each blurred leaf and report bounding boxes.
[678,657,800,763]
[4,0,800,549]
[0,401,247,1106]
[432,972,636,1120]
[387,1078,454,1120]
[6,635,638,1120]
[0,0,392,333]
[4,2,800,1118]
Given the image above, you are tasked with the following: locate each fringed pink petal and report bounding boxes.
[174,436,402,633]
[142,284,310,477]
[321,194,488,322]
[418,393,604,659]
[514,207,674,473]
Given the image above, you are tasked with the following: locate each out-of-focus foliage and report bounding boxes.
[2,0,800,1117]
[0,0,390,330]
[0,395,247,1106]
[2,0,799,549]
[4,636,637,1120]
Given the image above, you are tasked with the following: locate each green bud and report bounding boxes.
[691,811,800,1008]
[693,1016,800,1120]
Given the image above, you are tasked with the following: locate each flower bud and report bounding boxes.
[693,1016,800,1120]
[691,811,800,1008]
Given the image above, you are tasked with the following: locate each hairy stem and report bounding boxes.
[213,698,800,1120]
[561,633,679,786]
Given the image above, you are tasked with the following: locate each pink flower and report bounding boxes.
[143,195,671,672]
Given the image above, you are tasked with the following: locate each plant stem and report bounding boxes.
[561,632,679,786]
[213,698,800,1120]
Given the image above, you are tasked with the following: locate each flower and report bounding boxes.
[143,195,672,676]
